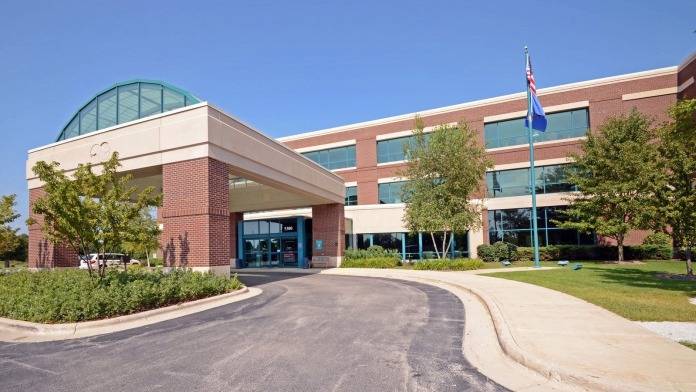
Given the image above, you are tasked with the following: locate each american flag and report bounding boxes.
[526,56,537,95]
[524,50,547,132]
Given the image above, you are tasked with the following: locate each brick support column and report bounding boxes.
[311,203,345,267]
[27,187,79,269]
[230,212,243,267]
[161,158,231,276]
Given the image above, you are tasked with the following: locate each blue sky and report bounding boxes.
[1,0,694,231]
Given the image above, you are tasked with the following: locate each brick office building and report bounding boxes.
[254,51,696,260]
[27,53,696,270]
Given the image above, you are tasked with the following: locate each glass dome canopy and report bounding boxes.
[56,80,202,141]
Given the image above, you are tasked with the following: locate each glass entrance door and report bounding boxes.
[280,238,298,267]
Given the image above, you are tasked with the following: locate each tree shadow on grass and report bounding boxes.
[591,266,696,296]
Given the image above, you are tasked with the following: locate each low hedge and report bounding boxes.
[340,257,401,268]
[413,258,484,271]
[510,244,673,261]
[345,245,401,261]
[0,269,243,323]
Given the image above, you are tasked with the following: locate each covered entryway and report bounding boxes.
[26,82,346,275]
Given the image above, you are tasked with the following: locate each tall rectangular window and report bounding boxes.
[487,206,595,246]
[302,145,356,170]
[484,108,589,149]
[486,164,577,198]
[345,186,358,206]
[118,83,139,123]
[140,83,163,117]
[97,88,118,129]
[378,181,408,204]
[79,99,97,134]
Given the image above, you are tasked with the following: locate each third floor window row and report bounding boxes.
[302,145,356,170]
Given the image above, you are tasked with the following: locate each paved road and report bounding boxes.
[0,272,505,392]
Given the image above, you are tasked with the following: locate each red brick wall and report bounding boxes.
[161,158,231,268]
[27,187,79,268]
[678,54,696,99]
[311,203,345,266]
[282,71,678,211]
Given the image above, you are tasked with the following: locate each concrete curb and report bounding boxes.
[320,269,632,392]
[0,286,262,342]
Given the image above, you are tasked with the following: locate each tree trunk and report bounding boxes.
[429,232,441,259]
[4,260,9,268]
[617,235,624,262]
[686,247,693,276]
[441,232,448,259]
[146,249,151,268]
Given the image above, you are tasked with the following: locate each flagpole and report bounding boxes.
[525,46,541,268]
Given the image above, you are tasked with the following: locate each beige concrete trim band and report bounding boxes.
[0,286,261,342]
[621,87,678,101]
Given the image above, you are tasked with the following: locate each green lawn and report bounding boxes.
[484,261,696,322]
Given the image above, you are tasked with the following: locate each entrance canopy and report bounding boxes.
[28,102,345,210]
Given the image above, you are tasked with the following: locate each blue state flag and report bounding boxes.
[525,55,547,132]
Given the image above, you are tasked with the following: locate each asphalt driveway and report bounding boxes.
[0,272,505,392]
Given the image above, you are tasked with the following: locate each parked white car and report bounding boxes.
[78,253,140,269]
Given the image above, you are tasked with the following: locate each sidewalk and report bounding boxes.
[322,268,696,392]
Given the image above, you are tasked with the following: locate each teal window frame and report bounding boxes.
[484,109,589,149]
[56,80,201,142]
[301,145,356,170]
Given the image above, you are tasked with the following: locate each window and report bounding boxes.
[372,233,402,252]
[345,186,357,206]
[376,134,430,164]
[486,164,577,198]
[378,181,408,204]
[80,99,97,133]
[487,206,595,246]
[484,109,589,149]
[140,83,162,117]
[57,80,201,141]
[302,145,356,170]
[97,88,117,129]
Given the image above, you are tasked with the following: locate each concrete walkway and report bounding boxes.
[322,268,696,392]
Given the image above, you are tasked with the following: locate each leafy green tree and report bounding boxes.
[654,99,696,275]
[0,195,20,268]
[121,208,161,267]
[559,109,664,262]
[29,152,161,277]
[400,117,492,258]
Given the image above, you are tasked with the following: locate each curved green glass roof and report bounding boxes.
[56,80,202,141]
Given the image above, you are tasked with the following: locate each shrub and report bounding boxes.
[345,245,400,261]
[413,258,484,271]
[642,232,672,247]
[516,246,560,261]
[478,242,517,262]
[0,269,243,323]
[340,257,401,268]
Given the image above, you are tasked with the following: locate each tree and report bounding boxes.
[0,194,20,268]
[121,208,161,267]
[29,152,161,277]
[654,99,696,275]
[559,109,664,262]
[400,117,492,259]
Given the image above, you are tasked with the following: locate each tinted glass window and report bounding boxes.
[302,145,356,170]
[487,206,595,246]
[378,181,408,204]
[140,83,162,117]
[80,99,97,133]
[345,186,358,205]
[486,164,577,198]
[118,83,140,123]
[484,109,589,149]
[97,88,118,129]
